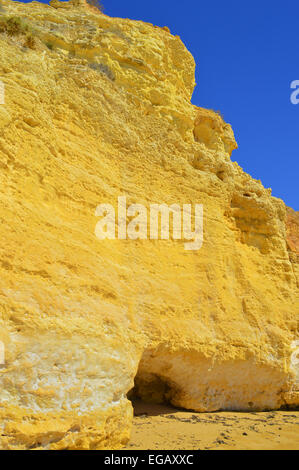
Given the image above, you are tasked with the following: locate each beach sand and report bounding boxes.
[124,401,299,450]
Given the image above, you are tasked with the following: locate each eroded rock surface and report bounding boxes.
[0,0,298,449]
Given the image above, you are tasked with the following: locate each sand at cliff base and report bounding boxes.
[124,401,299,450]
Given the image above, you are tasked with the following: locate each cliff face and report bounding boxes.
[0,0,298,449]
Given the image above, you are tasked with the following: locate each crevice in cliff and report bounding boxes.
[127,372,175,407]
[127,351,181,414]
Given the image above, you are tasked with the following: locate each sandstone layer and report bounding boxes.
[0,0,298,449]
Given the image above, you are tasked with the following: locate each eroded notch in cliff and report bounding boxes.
[127,350,180,414]
[128,372,174,405]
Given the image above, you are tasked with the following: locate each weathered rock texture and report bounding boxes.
[0,0,298,449]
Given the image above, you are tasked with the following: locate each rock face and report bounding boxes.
[0,0,298,450]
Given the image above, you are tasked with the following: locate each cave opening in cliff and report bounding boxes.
[127,372,179,416]
[127,352,180,415]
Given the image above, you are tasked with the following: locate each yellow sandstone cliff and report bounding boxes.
[0,0,298,449]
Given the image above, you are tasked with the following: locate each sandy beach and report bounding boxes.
[125,401,299,450]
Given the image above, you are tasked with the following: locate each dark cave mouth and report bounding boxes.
[127,372,178,414]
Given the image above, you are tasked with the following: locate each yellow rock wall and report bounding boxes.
[0,0,298,449]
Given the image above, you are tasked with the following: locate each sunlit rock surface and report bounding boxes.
[0,0,298,449]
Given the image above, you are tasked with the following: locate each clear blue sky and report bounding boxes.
[18,0,298,209]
